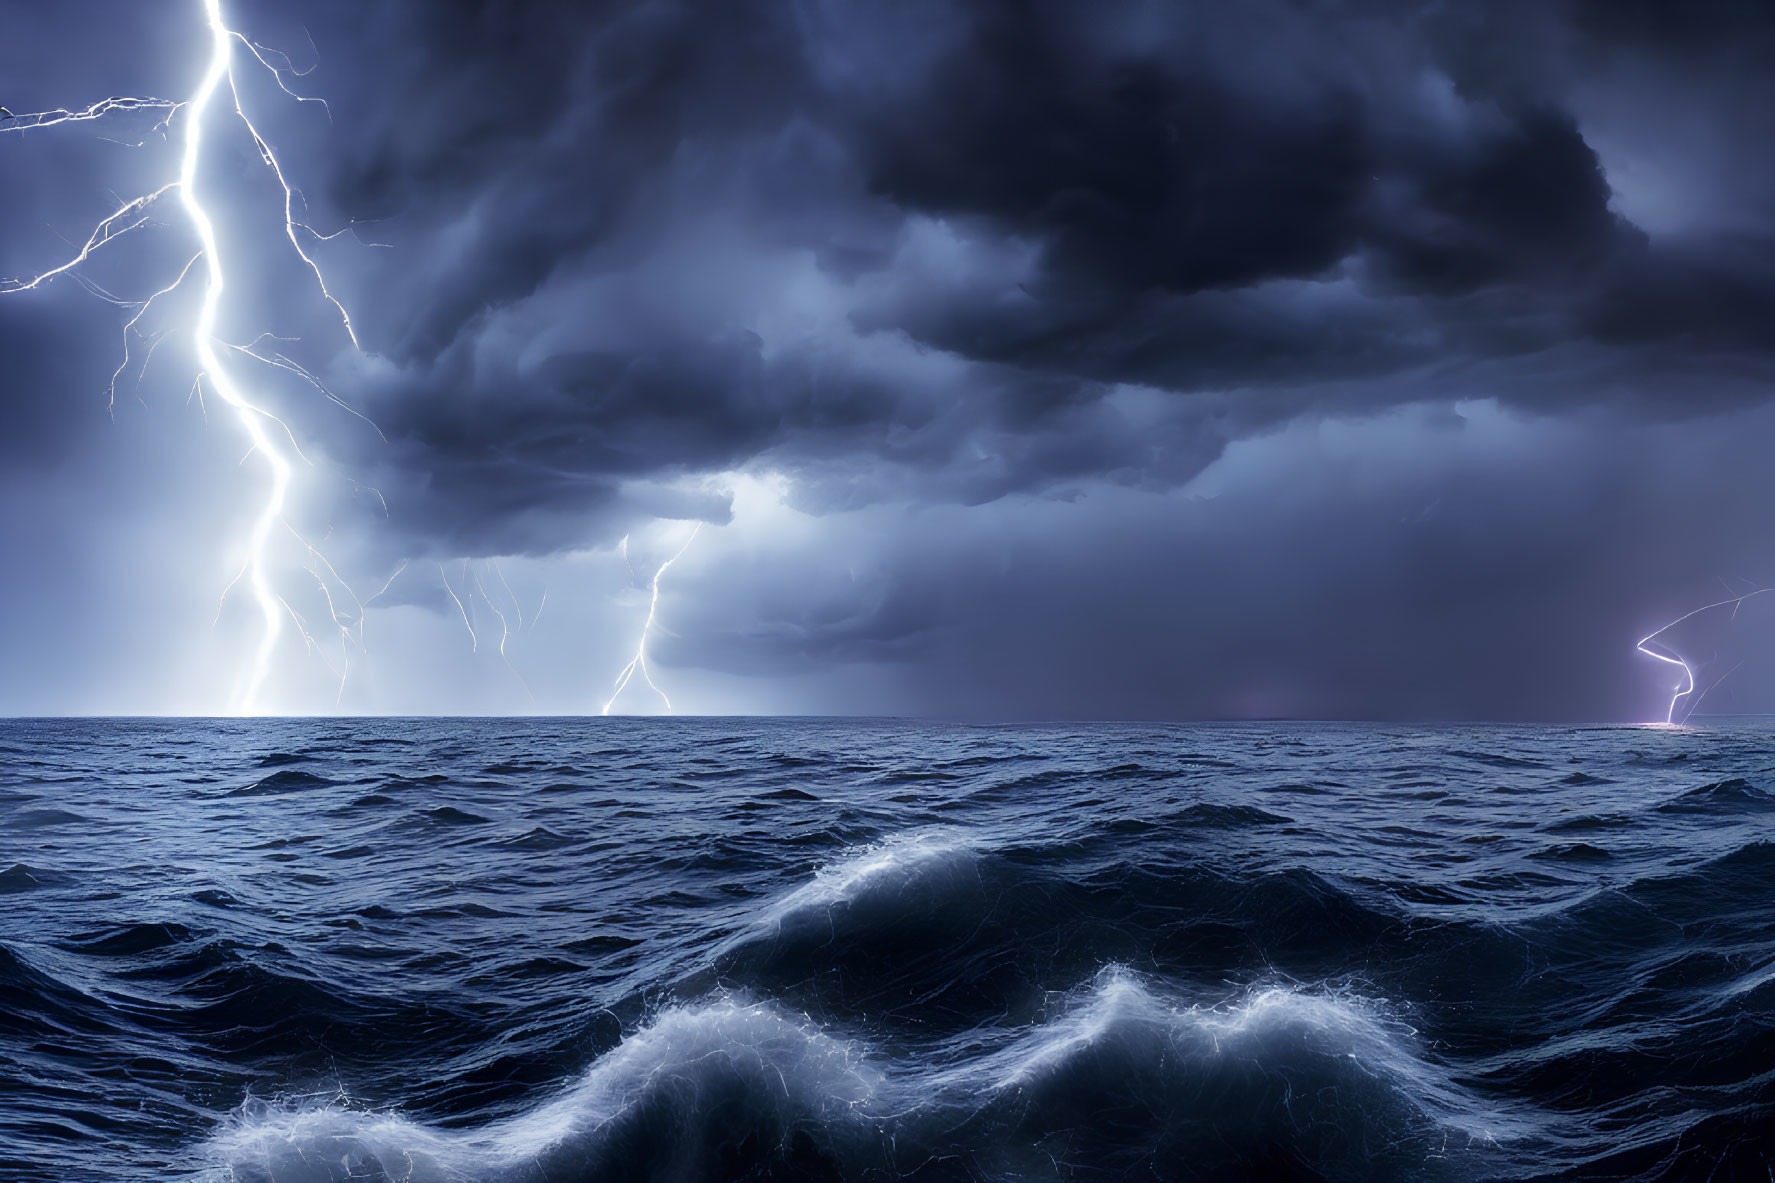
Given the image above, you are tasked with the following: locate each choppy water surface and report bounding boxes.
[3,719,1774,1181]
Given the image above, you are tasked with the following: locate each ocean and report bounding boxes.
[1,718,1772,1181]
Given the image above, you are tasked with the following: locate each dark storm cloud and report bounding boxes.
[661,401,1775,721]
[855,7,1376,298]
[7,0,1775,716]
[1568,0,1775,49]
[257,0,1775,563]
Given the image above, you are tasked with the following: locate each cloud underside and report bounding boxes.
[279,0,1773,558]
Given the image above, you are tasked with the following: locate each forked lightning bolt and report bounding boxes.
[1637,586,1775,725]
[604,525,702,715]
[2,0,373,712]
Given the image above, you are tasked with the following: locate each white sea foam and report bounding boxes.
[204,838,1527,1182]
[927,966,1523,1147]
[205,996,878,1182]
[754,828,979,927]
[203,969,1524,1182]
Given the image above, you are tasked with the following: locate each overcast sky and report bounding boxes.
[3,0,1775,719]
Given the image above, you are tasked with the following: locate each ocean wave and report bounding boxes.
[716,829,1524,1027]
[224,769,340,796]
[13,719,1775,1181]
[750,829,981,930]
[204,996,879,1183]
[0,861,64,894]
[204,969,1520,1183]
[922,968,1523,1181]
[1657,777,1775,812]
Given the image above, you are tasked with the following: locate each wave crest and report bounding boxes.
[206,997,878,1182]
[924,968,1520,1181]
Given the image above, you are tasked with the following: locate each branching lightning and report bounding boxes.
[8,8,701,717]
[436,559,543,700]
[0,97,182,134]
[0,184,182,295]
[2,0,383,713]
[1637,585,1775,725]
[603,525,702,716]
[440,562,479,652]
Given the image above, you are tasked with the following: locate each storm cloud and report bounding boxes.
[3,0,1774,717]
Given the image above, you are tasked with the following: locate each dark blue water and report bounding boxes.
[2,719,1773,1181]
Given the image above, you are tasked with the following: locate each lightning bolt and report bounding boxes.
[1637,585,1775,725]
[603,524,702,716]
[0,97,182,135]
[472,561,534,701]
[2,0,375,713]
[440,562,479,652]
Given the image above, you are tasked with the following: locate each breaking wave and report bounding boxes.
[204,969,1514,1183]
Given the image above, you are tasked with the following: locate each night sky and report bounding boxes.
[3,0,1774,719]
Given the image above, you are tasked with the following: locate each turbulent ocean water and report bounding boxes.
[2,719,1773,1182]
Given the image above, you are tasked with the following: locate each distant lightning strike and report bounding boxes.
[470,563,532,698]
[604,525,702,716]
[1637,586,1775,725]
[435,559,540,700]
[440,562,478,652]
[2,0,377,713]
